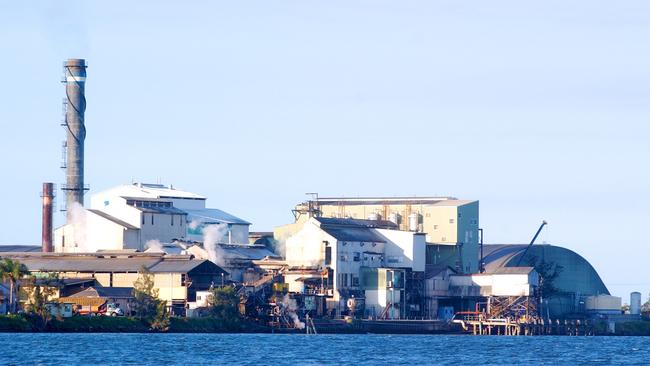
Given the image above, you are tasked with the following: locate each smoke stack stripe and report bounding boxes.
[41,182,54,252]
[63,58,87,219]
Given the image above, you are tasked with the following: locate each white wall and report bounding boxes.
[54,210,128,253]
[376,229,426,271]
[364,288,401,319]
[450,272,538,297]
[90,194,142,228]
[285,219,329,267]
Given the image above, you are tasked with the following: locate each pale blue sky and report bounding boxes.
[1,1,649,299]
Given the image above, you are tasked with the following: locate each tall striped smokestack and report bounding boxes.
[41,182,54,252]
[63,59,87,219]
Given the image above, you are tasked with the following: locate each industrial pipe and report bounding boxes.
[41,182,54,252]
[63,58,87,218]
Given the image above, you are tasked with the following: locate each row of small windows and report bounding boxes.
[339,251,383,263]
[127,200,172,208]
[337,273,360,288]
[141,214,183,226]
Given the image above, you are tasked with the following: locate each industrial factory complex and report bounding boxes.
[0,59,645,334]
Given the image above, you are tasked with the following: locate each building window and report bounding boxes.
[449,218,455,224]
[338,273,349,288]
[171,215,174,226]
[433,225,438,230]
[151,215,154,225]
[324,242,331,265]
[339,252,348,262]
[353,252,361,262]
[142,215,145,225]
[181,274,187,286]
[351,276,359,287]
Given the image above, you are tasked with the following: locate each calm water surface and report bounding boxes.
[0,333,648,365]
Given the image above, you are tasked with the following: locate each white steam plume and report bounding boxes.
[282,295,305,329]
[203,224,228,267]
[145,239,164,253]
[68,202,87,252]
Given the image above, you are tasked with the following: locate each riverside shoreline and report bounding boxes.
[2,315,650,336]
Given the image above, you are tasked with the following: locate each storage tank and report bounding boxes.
[389,212,401,225]
[408,212,420,231]
[367,213,381,221]
[630,292,642,315]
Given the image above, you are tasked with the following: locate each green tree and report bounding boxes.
[642,295,650,317]
[132,266,160,318]
[23,273,62,327]
[150,300,170,332]
[0,258,30,313]
[208,286,241,326]
[528,256,563,298]
[132,266,170,331]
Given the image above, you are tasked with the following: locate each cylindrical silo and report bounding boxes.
[630,292,642,315]
[408,212,420,231]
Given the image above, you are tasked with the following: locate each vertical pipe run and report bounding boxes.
[42,182,54,252]
[64,58,87,219]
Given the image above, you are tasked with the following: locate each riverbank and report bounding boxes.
[2,315,650,335]
[0,315,249,333]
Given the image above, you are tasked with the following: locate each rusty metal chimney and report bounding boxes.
[62,59,87,218]
[41,182,55,252]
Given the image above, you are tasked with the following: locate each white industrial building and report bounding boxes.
[54,183,250,253]
[283,217,426,319]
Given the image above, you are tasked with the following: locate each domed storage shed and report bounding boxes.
[482,244,609,318]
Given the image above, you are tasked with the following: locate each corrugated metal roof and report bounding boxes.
[0,255,228,276]
[15,257,161,272]
[149,259,208,273]
[489,267,535,275]
[101,184,206,200]
[0,245,41,252]
[217,245,279,260]
[315,217,397,229]
[70,286,134,298]
[321,227,386,243]
[314,197,457,205]
[134,206,187,215]
[185,208,250,225]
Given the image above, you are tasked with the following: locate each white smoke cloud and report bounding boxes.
[68,202,87,252]
[145,239,164,253]
[282,294,305,329]
[188,220,201,230]
[203,224,229,268]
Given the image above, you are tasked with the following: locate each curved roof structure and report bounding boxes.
[482,244,609,296]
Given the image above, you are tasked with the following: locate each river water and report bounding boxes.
[0,333,648,365]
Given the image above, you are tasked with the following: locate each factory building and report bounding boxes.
[481,244,610,317]
[283,217,426,319]
[173,241,281,283]
[278,197,479,273]
[0,251,228,315]
[54,183,250,252]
